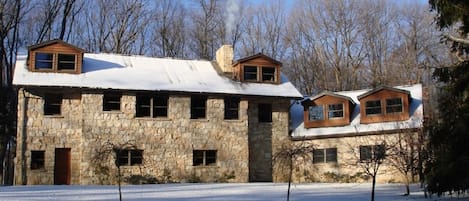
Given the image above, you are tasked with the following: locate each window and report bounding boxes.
[386,98,403,113]
[191,95,207,119]
[57,54,76,70]
[244,66,258,81]
[258,103,272,122]
[31,150,45,170]
[103,93,121,111]
[365,100,381,115]
[359,145,385,161]
[193,150,217,166]
[116,149,143,166]
[35,53,53,70]
[309,105,324,121]
[44,94,62,115]
[313,148,337,164]
[136,94,168,118]
[262,67,276,82]
[224,97,240,120]
[328,103,344,118]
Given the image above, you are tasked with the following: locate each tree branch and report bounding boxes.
[443,33,469,45]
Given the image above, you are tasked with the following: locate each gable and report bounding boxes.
[27,40,84,74]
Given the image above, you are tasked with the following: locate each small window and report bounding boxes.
[261,67,276,82]
[136,94,168,118]
[328,103,344,118]
[116,149,143,166]
[309,105,324,121]
[35,53,53,70]
[191,95,207,119]
[103,93,121,111]
[258,103,272,122]
[359,145,385,162]
[365,100,381,115]
[31,150,45,170]
[57,54,76,70]
[224,97,240,120]
[193,150,217,166]
[44,94,62,115]
[313,148,337,164]
[386,98,403,113]
[244,66,258,81]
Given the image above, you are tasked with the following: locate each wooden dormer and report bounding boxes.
[28,39,84,74]
[302,92,355,128]
[358,86,411,124]
[232,53,281,84]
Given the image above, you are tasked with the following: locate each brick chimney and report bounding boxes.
[215,45,233,74]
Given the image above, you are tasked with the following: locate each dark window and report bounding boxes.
[136,94,168,118]
[258,103,272,122]
[359,145,385,162]
[261,67,276,82]
[365,100,381,115]
[35,53,53,70]
[31,150,45,170]
[386,98,403,113]
[313,148,337,164]
[309,105,324,121]
[193,150,217,166]
[57,54,76,70]
[44,94,62,115]
[191,95,207,119]
[103,93,121,111]
[116,149,143,166]
[328,103,344,118]
[244,66,258,81]
[224,97,240,120]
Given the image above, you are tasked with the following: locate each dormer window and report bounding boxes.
[328,103,344,118]
[261,67,276,82]
[303,92,354,128]
[358,86,410,124]
[365,100,382,115]
[28,39,84,74]
[233,53,282,84]
[309,105,324,121]
[386,98,403,113]
[243,66,258,81]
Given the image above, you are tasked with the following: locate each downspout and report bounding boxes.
[20,88,28,185]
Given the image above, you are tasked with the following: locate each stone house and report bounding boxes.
[12,40,303,185]
[289,84,424,183]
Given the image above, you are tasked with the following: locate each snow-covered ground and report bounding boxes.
[0,183,467,201]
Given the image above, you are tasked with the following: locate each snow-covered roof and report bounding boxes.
[13,53,302,98]
[290,84,423,139]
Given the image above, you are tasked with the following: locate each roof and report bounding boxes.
[357,85,410,100]
[13,53,303,98]
[290,84,423,139]
[233,53,282,66]
[28,39,85,53]
[303,91,355,105]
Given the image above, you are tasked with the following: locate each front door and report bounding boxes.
[54,148,71,185]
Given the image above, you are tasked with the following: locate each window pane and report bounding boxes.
[261,67,276,82]
[205,150,217,165]
[309,105,324,121]
[244,66,258,81]
[374,145,386,160]
[58,54,76,70]
[328,104,344,118]
[35,53,53,69]
[258,103,272,122]
[359,146,372,161]
[386,98,402,113]
[224,97,239,120]
[117,150,129,166]
[130,150,143,165]
[325,148,337,163]
[365,100,381,115]
[103,93,121,111]
[193,150,204,166]
[312,149,325,164]
[44,94,62,115]
[31,150,45,170]
[153,94,168,117]
[136,95,151,117]
[191,95,207,119]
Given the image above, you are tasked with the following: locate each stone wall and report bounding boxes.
[15,88,292,185]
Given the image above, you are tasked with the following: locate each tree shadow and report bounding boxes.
[82,57,124,73]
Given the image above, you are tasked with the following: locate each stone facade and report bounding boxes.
[15,88,292,185]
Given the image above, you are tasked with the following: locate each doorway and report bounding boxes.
[54,148,71,185]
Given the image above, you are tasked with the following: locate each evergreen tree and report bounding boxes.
[426,0,469,196]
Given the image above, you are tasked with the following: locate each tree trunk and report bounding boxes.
[371,175,376,201]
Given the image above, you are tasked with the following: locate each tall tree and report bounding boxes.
[425,0,469,196]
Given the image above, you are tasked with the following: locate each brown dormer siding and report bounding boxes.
[359,89,410,124]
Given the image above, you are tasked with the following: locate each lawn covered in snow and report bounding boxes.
[0,183,467,201]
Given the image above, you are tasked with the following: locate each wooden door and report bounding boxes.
[54,148,71,185]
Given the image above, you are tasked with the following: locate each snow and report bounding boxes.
[0,183,466,201]
[290,84,423,138]
[13,53,302,98]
